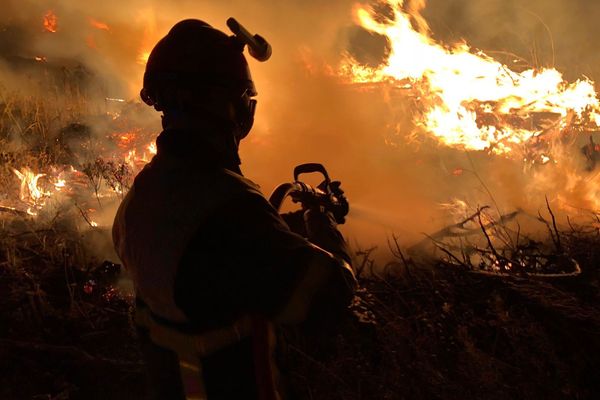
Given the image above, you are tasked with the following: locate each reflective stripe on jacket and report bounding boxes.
[135,301,280,400]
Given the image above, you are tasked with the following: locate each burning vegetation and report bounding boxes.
[341,0,600,159]
[0,0,600,398]
[337,1,600,226]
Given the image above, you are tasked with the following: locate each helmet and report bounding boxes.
[140,19,257,138]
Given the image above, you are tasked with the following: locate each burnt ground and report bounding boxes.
[0,220,599,400]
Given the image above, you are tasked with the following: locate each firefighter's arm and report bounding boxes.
[275,206,356,324]
[303,207,352,264]
[274,243,356,325]
[174,190,356,327]
[280,208,351,264]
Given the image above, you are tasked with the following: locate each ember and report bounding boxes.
[43,10,58,33]
[89,18,110,31]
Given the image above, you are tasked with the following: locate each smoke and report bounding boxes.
[1,0,600,260]
[424,0,600,78]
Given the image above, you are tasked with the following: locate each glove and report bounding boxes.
[303,207,352,265]
[280,210,307,237]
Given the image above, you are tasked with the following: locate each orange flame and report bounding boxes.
[138,50,151,65]
[43,10,58,33]
[137,9,158,65]
[13,168,51,215]
[341,0,600,157]
[148,142,157,155]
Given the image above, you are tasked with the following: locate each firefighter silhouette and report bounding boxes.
[112,19,356,399]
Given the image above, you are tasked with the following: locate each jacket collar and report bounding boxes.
[156,128,242,174]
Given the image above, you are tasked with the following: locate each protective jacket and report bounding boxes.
[113,128,356,399]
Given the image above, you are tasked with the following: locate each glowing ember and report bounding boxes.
[43,11,58,33]
[89,18,110,31]
[341,0,600,157]
[452,168,464,177]
[116,130,139,149]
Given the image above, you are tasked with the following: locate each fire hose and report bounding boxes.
[268,163,349,224]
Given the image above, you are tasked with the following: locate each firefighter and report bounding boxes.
[112,19,356,400]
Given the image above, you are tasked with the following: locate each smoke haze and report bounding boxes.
[2,0,600,258]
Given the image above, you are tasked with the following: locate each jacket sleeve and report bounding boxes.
[173,191,356,329]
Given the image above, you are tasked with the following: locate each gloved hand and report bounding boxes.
[282,207,352,264]
[303,207,352,265]
[280,210,307,237]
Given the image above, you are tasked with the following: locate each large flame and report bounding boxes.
[341,0,600,158]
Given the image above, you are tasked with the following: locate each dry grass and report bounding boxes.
[0,87,147,399]
[0,215,143,399]
[285,229,600,400]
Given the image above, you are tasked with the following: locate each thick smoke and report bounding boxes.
[1,0,600,260]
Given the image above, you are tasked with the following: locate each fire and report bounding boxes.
[118,132,137,148]
[43,11,58,33]
[13,168,51,215]
[125,141,156,169]
[54,179,67,191]
[341,0,600,158]
[147,142,157,155]
[137,8,158,66]
[138,50,151,66]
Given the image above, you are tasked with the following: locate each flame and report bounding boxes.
[125,141,156,168]
[147,142,157,155]
[138,50,151,66]
[116,130,139,149]
[137,9,158,65]
[13,168,51,215]
[43,10,58,33]
[341,0,600,157]
[54,179,67,191]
